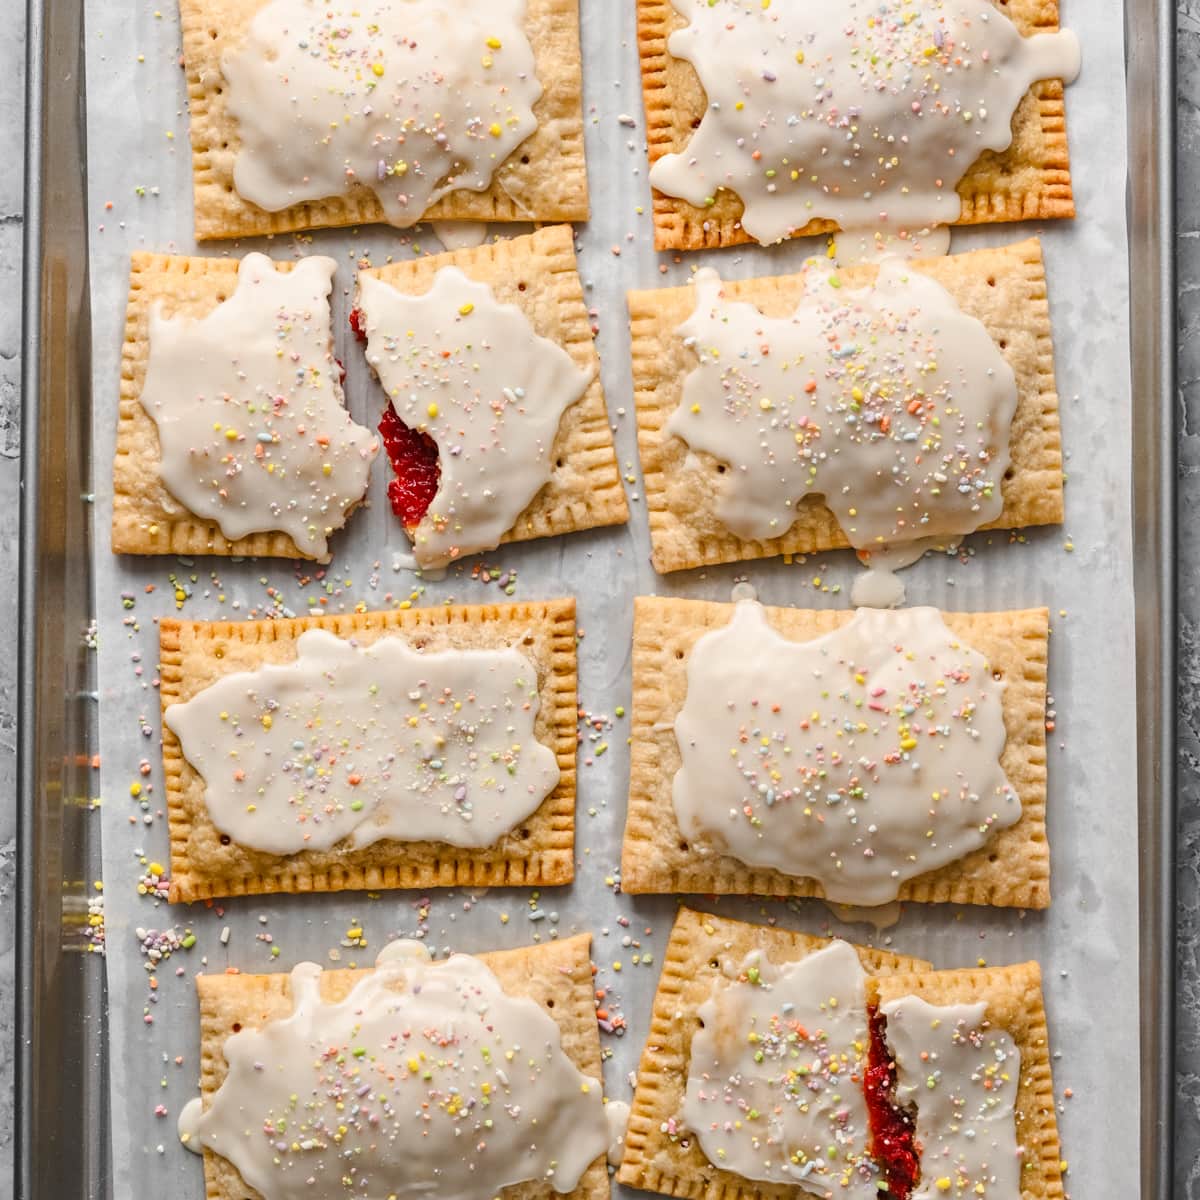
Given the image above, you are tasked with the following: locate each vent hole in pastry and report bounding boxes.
[209,28,218,38]
[213,645,225,659]
[231,1022,241,1032]
[987,276,996,287]
[988,853,999,863]
[696,1015,706,1027]
[520,828,531,840]
[674,649,685,660]
[555,457,565,469]
[518,281,527,291]
[716,464,727,474]
[1003,467,1015,481]
[678,840,689,852]
[219,834,231,845]
[546,998,555,1008]
[998,339,1008,350]
[520,155,530,164]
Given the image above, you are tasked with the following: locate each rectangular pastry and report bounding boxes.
[355,224,628,568]
[629,238,1062,575]
[618,907,932,1198]
[161,599,579,902]
[187,933,610,1200]
[622,597,1051,909]
[181,0,589,240]
[620,908,1063,1200]
[113,251,377,562]
[636,0,1077,250]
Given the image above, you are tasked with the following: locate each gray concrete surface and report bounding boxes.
[0,2,1196,1195]
[0,4,26,1194]
[1176,0,1200,1192]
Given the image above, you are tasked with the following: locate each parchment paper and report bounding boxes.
[83,2,1137,1196]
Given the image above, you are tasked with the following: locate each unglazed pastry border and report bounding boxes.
[358,225,628,553]
[196,933,609,1200]
[113,253,350,561]
[628,237,1063,574]
[617,908,933,1199]
[635,0,1074,250]
[621,598,1052,908]
[869,961,1065,1200]
[161,599,579,902]
[181,0,590,240]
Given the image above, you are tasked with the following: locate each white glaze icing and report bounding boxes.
[432,220,490,250]
[179,940,608,1200]
[672,600,1018,905]
[223,0,541,227]
[139,254,377,560]
[163,627,558,855]
[670,263,1017,573]
[823,900,904,931]
[650,0,1081,245]
[605,1099,631,1166]
[882,996,1022,1199]
[359,267,592,567]
[682,940,879,1196]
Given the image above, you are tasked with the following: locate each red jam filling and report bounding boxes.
[378,406,440,527]
[349,307,367,344]
[864,1006,920,1198]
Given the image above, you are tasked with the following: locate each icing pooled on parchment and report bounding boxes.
[139,254,377,560]
[682,939,879,1196]
[178,940,608,1200]
[223,0,542,227]
[358,267,592,567]
[672,601,1018,905]
[670,263,1018,580]
[882,996,1023,1200]
[650,0,1080,245]
[164,628,558,856]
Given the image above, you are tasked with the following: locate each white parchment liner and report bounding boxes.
[83,1,1136,1196]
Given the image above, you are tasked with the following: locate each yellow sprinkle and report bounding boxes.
[129,782,141,798]
[935,1180,951,1193]
[261,714,273,730]
[427,403,439,419]
[486,36,502,48]
[322,463,332,476]
[489,123,503,137]
[458,302,474,315]
[149,862,164,876]
[371,61,384,76]
[795,49,805,63]
[224,428,238,440]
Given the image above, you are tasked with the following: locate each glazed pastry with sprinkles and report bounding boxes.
[650,0,1081,245]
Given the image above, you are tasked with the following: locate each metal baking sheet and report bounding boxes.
[13,0,1175,1196]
